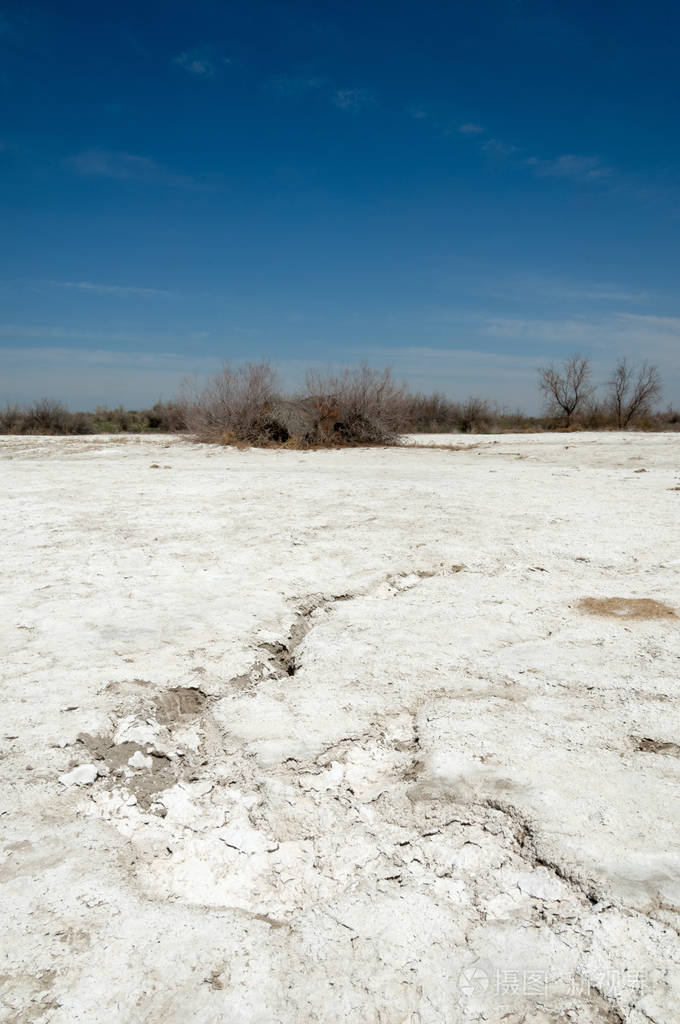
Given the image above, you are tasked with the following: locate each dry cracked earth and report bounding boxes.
[1,431,679,1023]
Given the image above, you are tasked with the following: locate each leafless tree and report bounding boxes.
[606,358,662,428]
[537,355,593,426]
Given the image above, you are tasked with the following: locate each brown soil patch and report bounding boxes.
[578,597,677,620]
[75,733,177,808]
[154,686,207,723]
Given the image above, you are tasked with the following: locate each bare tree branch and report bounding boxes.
[606,359,662,427]
[537,355,593,426]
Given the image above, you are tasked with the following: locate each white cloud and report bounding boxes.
[406,105,429,120]
[174,47,230,78]
[70,149,156,179]
[562,286,651,303]
[68,149,193,187]
[333,88,372,111]
[479,311,680,366]
[457,124,617,190]
[56,281,173,298]
[617,313,680,329]
[467,274,653,305]
[525,153,612,182]
[482,138,519,157]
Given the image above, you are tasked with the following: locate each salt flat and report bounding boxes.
[1,432,679,1023]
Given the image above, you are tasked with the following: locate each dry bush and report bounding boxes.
[302,365,407,445]
[0,399,189,435]
[492,407,547,432]
[180,363,288,443]
[0,404,26,433]
[0,399,96,435]
[579,397,614,430]
[388,392,501,433]
[25,398,75,433]
[645,404,679,432]
[397,392,463,432]
[144,401,187,432]
[458,396,494,433]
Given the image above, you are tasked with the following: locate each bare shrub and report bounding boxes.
[24,398,74,433]
[145,401,187,432]
[580,396,613,430]
[537,355,593,427]
[302,365,407,445]
[397,392,463,432]
[68,411,96,434]
[180,362,287,444]
[492,406,545,432]
[654,404,680,431]
[0,404,26,433]
[606,358,662,428]
[458,396,493,433]
[0,401,95,434]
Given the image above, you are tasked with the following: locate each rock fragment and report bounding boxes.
[59,764,98,787]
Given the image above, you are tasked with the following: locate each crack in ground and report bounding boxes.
[481,798,602,907]
[258,592,353,679]
[254,564,465,681]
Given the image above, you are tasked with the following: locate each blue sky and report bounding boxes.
[1,0,679,411]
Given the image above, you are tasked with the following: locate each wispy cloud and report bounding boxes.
[482,138,519,157]
[525,154,612,182]
[267,74,327,96]
[482,315,608,344]
[0,344,197,367]
[55,281,174,298]
[68,149,193,187]
[0,324,164,344]
[0,346,221,408]
[406,105,429,120]
[173,47,230,79]
[480,310,680,356]
[433,273,653,307]
[333,88,373,112]
[565,287,649,302]
[456,123,616,189]
[617,313,680,333]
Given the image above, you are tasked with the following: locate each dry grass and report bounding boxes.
[578,597,677,620]
[401,441,487,452]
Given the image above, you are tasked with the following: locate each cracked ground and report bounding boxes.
[1,431,679,1023]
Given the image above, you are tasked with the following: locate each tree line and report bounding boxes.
[0,357,675,442]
